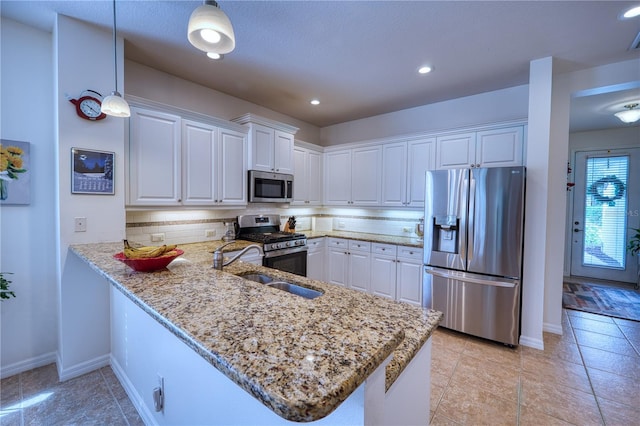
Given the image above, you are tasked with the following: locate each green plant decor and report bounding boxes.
[628,227,640,257]
[0,272,16,300]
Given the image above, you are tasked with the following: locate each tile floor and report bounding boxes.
[1,309,638,425]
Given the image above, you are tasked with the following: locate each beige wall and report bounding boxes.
[125,60,322,145]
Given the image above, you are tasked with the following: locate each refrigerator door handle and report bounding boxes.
[467,175,476,263]
[459,175,469,262]
[424,266,518,288]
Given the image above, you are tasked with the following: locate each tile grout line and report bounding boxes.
[568,314,607,425]
[99,367,131,426]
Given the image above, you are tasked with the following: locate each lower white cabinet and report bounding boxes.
[370,244,397,299]
[395,246,423,307]
[326,238,371,292]
[327,239,423,306]
[306,237,325,281]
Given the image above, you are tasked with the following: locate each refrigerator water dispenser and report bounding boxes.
[433,215,459,254]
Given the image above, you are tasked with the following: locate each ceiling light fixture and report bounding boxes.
[310,99,320,106]
[622,5,640,19]
[188,1,235,55]
[101,0,130,118]
[614,103,640,123]
[418,66,432,74]
[206,52,224,60]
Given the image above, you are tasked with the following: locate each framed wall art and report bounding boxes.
[71,148,115,195]
[0,139,31,205]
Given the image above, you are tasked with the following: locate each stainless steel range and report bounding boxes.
[237,214,307,276]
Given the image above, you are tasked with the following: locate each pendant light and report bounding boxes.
[188,1,235,55]
[614,103,640,124]
[101,0,130,118]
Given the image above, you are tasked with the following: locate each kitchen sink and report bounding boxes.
[237,273,274,284]
[237,272,323,299]
[267,282,323,299]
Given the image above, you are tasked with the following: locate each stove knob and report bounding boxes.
[278,243,284,249]
[286,241,293,247]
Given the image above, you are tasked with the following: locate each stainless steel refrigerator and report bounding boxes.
[422,166,525,346]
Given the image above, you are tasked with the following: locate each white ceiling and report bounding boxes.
[2,0,640,132]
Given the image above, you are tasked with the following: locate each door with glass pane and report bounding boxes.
[570,149,640,283]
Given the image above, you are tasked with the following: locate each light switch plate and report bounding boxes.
[151,233,165,242]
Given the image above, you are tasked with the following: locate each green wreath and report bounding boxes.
[588,175,626,205]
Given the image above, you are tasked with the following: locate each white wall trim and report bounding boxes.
[110,355,155,426]
[0,351,57,380]
[543,322,563,335]
[519,335,544,350]
[56,353,110,382]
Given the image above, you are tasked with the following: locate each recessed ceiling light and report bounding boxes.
[418,66,432,74]
[622,5,640,18]
[310,99,320,105]
[206,52,223,60]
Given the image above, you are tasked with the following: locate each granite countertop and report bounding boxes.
[302,230,424,248]
[69,241,441,422]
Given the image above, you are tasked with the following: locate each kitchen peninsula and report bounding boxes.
[70,241,441,425]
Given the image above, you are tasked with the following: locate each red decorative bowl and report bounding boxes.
[113,249,184,272]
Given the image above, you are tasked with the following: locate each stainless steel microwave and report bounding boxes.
[248,170,294,203]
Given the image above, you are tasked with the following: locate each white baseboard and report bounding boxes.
[543,322,563,335]
[57,353,110,382]
[0,351,57,379]
[110,355,156,426]
[519,335,544,350]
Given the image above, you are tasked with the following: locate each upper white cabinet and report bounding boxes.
[128,107,182,206]
[293,143,323,206]
[232,114,298,174]
[435,126,524,169]
[127,105,247,207]
[324,145,382,206]
[381,137,435,207]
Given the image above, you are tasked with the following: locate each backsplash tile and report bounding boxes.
[126,207,424,245]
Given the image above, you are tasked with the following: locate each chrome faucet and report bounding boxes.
[213,242,263,270]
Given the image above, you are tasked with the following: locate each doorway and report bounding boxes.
[570,148,640,283]
[571,148,640,283]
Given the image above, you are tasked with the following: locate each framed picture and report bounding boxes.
[71,148,115,195]
[0,139,31,205]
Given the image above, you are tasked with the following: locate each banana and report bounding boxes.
[122,240,179,259]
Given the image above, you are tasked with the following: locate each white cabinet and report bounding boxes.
[232,114,298,174]
[128,107,182,206]
[381,138,435,207]
[306,237,325,281]
[293,145,323,206]
[181,121,247,206]
[127,106,247,207]
[475,127,524,167]
[370,243,397,300]
[370,243,423,305]
[327,238,349,287]
[395,246,423,307]
[348,240,372,293]
[326,238,371,292]
[324,146,382,206]
[435,126,523,169]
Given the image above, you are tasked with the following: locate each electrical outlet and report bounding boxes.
[74,217,87,232]
[338,221,346,229]
[403,227,411,233]
[205,229,216,238]
[151,233,165,242]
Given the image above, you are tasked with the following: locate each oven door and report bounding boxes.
[263,247,308,276]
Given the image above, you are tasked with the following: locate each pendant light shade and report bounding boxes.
[101,91,130,117]
[102,0,130,118]
[614,103,640,124]
[188,1,235,55]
